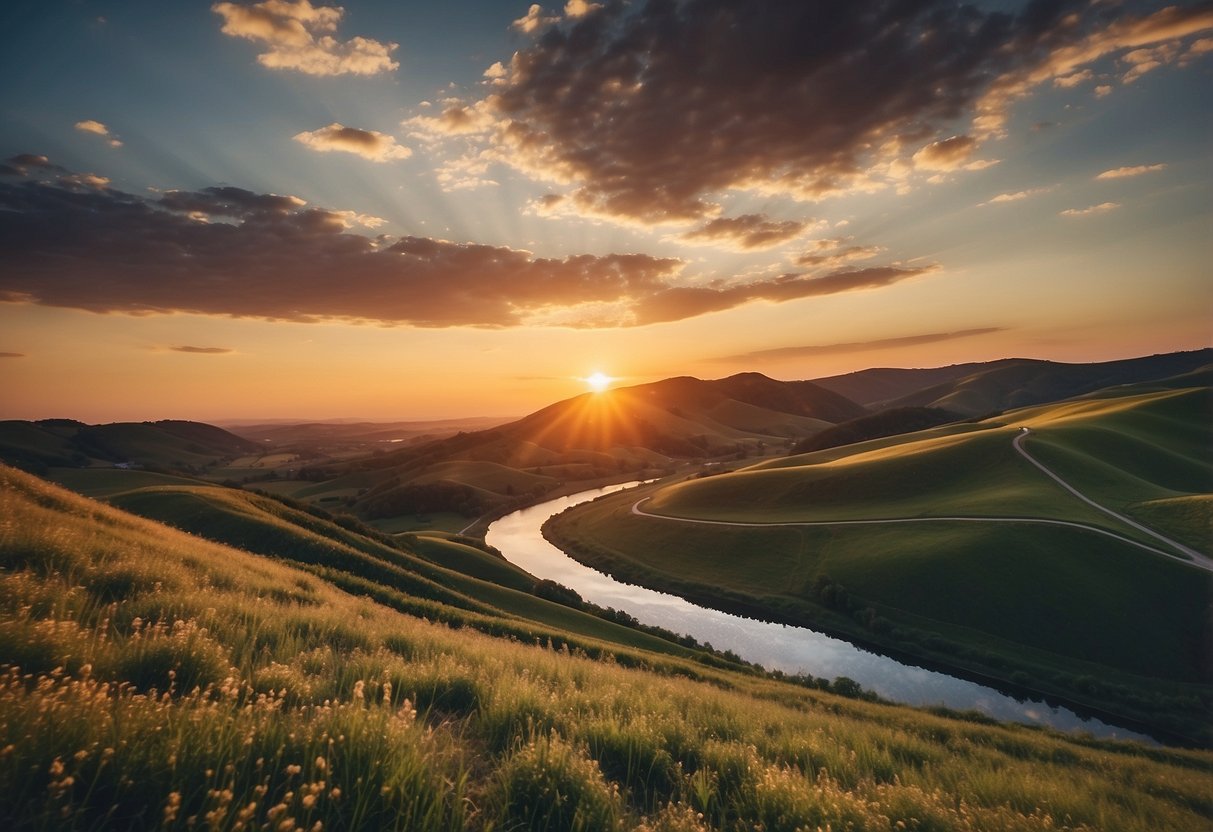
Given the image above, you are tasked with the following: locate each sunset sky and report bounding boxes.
[1,0,1210,422]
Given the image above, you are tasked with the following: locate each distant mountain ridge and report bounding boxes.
[0,418,258,472]
[812,349,1213,415]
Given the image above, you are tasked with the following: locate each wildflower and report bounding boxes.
[163,791,182,824]
[314,756,327,772]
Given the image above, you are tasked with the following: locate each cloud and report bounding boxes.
[427,1,1211,225]
[977,186,1054,207]
[793,238,882,269]
[294,123,411,161]
[1060,202,1121,217]
[912,136,991,172]
[678,214,812,251]
[2,154,66,176]
[212,0,398,76]
[0,352,25,359]
[1096,163,1167,180]
[565,0,602,18]
[406,100,495,137]
[710,328,1005,363]
[2,154,109,190]
[74,119,123,148]
[0,166,937,329]
[171,346,234,355]
[512,4,559,33]
[631,265,938,327]
[974,3,1213,136]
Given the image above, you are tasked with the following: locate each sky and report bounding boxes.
[0,0,1210,423]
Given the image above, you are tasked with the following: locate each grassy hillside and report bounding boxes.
[95,482,715,662]
[789,406,962,455]
[256,373,864,529]
[545,384,1213,742]
[2,463,1212,831]
[873,350,1213,416]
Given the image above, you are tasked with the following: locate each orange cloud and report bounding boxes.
[911,136,990,172]
[212,0,397,76]
[74,120,123,148]
[1096,163,1167,180]
[1060,202,1121,217]
[974,4,1213,137]
[512,4,558,33]
[794,239,883,269]
[294,123,411,161]
[978,186,1054,207]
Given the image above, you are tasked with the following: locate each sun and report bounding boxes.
[585,371,614,392]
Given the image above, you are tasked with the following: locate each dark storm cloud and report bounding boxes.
[0,170,940,328]
[465,0,1213,223]
[0,352,26,358]
[4,154,67,176]
[710,327,1006,363]
[157,186,307,218]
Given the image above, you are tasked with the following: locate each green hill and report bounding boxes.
[275,373,865,528]
[0,418,258,473]
[2,463,1212,831]
[789,406,963,454]
[545,381,1213,742]
[811,350,1212,414]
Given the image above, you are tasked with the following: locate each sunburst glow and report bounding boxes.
[585,372,614,392]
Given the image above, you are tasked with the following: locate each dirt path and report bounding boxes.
[629,429,1213,573]
[1012,428,1212,569]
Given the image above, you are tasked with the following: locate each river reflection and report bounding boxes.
[486,482,1153,743]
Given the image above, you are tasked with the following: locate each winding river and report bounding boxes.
[486,482,1154,743]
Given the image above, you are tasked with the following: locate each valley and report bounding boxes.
[1,350,1211,829]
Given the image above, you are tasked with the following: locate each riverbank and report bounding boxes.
[541,484,1209,747]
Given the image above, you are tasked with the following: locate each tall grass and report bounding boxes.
[2,464,1211,831]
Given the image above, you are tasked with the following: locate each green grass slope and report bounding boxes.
[877,350,1213,416]
[100,483,704,660]
[0,418,259,474]
[545,383,1213,742]
[3,463,1212,831]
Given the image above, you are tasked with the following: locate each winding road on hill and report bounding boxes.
[631,428,1213,573]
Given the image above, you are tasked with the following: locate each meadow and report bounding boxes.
[545,386,1213,744]
[3,463,1212,830]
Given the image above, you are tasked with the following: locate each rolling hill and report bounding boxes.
[812,348,1213,414]
[259,373,868,530]
[545,373,1213,742]
[3,463,1212,831]
[0,417,258,473]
